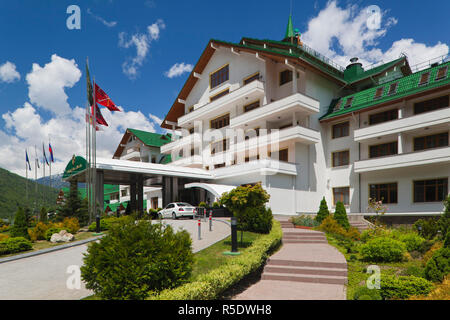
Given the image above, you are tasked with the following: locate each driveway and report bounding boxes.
[0,218,230,300]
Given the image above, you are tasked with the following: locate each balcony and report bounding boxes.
[354,107,450,142]
[120,149,141,161]
[160,133,202,154]
[213,159,299,179]
[177,80,265,127]
[230,92,320,128]
[354,146,450,172]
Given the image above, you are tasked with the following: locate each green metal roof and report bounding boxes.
[320,61,450,120]
[343,57,407,83]
[128,128,172,148]
[285,15,294,39]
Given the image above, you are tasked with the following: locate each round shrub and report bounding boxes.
[28,222,50,241]
[3,237,33,254]
[398,233,426,252]
[62,217,80,234]
[318,216,346,235]
[424,247,450,283]
[353,286,382,300]
[360,237,406,262]
[81,217,194,300]
[380,275,433,299]
[238,207,273,234]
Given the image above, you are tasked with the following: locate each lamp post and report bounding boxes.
[231,216,238,252]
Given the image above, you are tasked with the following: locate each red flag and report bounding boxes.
[85,112,101,131]
[91,103,109,126]
[95,83,120,111]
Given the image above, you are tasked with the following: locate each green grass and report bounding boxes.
[325,233,426,300]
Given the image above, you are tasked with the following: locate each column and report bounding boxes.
[398,133,403,154]
[130,175,137,213]
[96,171,104,213]
[137,175,144,214]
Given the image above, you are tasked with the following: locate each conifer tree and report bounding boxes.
[10,207,29,239]
[334,201,350,230]
[315,197,330,223]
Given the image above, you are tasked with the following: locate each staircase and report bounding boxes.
[261,225,348,285]
[348,214,372,232]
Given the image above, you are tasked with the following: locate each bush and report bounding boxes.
[0,237,33,255]
[198,202,207,208]
[380,274,433,299]
[10,207,29,239]
[410,275,450,300]
[87,216,124,232]
[318,216,347,235]
[212,202,220,208]
[150,220,283,300]
[333,201,350,230]
[238,207,273,234]
[62,217,80,234]
[81,217,194,300]
[438,194,450,237]
[403,265,425,278]
[290,215,319,228]
[28,222,50,241]
[315,197,330,224]
[424,247,450,283]
[422,242,443,266]
[360,228,389,243]
[360,237,407,262]
[445,232,450,248]
[414,218,439,240]
[0,234,9,241]
[45,227,63,241]
[398,233,426,252]
[353,286,382,300]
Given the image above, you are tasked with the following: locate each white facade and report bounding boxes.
[159,42,449,216]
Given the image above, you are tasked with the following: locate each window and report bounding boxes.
[243,100,260,113]
[151,156,156,163]
[435,66,448,81]
[414,95,449,114]
[333,187,350,205]
[387,82,398,95]
[121,189,128,197]
[151,197,158,209]
[210,64,229,89]
[344,97,354,108]
[369,183,398,204]
[210,88,229,102]
[414,132,449,151]
[369,109,398,125]
[214,163,226,169]
[369,141,398,158]
[333,99,342,111]
[418,72,430,86]
[414,178,448,203]
[332,150,350,167]
[332,121,350,139]
[243,72,260,85]
[279,148,288,162]
[210,139,229,155]
[279,123,292,130]
[373,87,384,100]
[210,113,230,129]
[279,69,293,86]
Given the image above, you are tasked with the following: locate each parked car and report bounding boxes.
[158,202,196,219]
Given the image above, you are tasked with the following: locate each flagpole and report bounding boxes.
[49,138,52,189]
[93,76,97,222]
[25,150,28,201]
[34,145,38,212]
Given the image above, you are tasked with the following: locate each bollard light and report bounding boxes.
[231,216,238,252]
[209,210,212,231]
[198,219,201,240]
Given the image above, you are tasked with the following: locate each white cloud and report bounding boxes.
[87,8,117,27]
[25,54,81,115]
[165,62,193,78]
[301,1,448,69]
[0,61,21,83]
[119,19,165,79]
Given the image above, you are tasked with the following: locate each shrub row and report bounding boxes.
[87,216,126,232]
[149,220,283,300]
[0,237,33,256]
[380,274,433,299]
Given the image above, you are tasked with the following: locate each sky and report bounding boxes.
[0,0,449,178]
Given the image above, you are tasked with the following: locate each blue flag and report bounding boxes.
[25,150,31,171]
[43,143,49,166]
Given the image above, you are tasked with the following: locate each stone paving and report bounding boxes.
[0,218,231,300]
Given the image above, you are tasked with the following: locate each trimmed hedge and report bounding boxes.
[148,220,283,300]
[380,274,433,300]
[0,237,33,255]
[360,237,407,262]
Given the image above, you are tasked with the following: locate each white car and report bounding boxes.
[158,202,196,219]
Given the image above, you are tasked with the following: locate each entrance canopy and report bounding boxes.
[184,182,237,199]
[64,156,213,184]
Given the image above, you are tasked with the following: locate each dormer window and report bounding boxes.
[344,97,354,108]
[333,99,342,111]
[387,82,398,95]
[418,72,430,86]
[373,87,384,100]
[435,66,448,81]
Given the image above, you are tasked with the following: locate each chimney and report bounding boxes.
[344,57,364,80]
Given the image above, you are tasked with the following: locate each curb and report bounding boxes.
[0,235,105,265]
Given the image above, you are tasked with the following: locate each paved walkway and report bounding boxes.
[0,218,230,300]
[234,217,347,300]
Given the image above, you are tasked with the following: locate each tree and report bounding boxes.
[58,182,82,221]
[39,206,48,223]
[334,201,350,230]
[10,207,29,239]
[315,197,330,223]
[439,194,450,238]
[219,183,272,233]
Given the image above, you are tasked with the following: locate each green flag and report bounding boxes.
[86,59,94,106]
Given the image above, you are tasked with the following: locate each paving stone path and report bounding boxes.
[234,217,347,300]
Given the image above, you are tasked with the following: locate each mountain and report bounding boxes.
[0,167,59,220]
[36,173,69,189]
